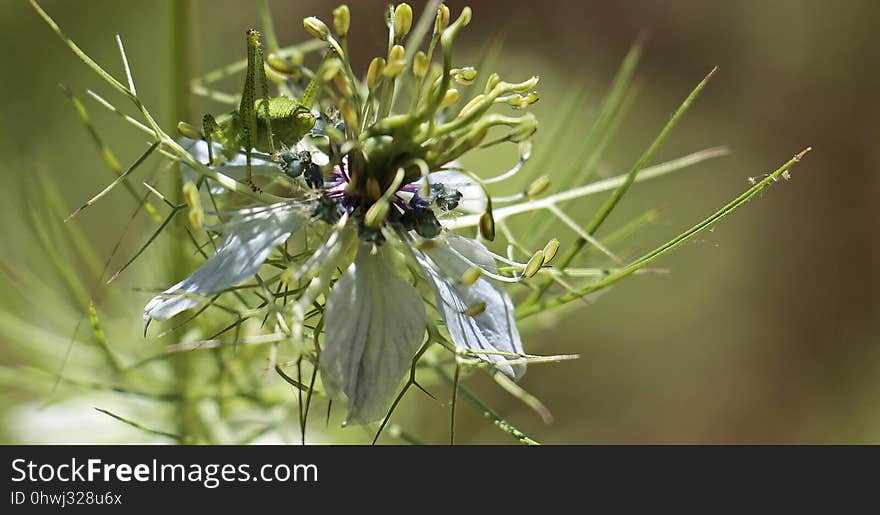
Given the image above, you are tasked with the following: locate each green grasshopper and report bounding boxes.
[200,29,320,188]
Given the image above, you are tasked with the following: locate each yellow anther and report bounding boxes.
[439,88,460,109]
[524,250,545,278]
[435,5,450,32]
[463,302,486,317]
[364,198,390,229]
[303,17,330,40]
[460,267,482,286]
[367,57,386,89]
[332,5,350,36]
[526,175,551,197]
[393,4,413,39]
[542,239,560,264]
[177,121,201,140]
[458,94,485,118]
[413,51,429,78]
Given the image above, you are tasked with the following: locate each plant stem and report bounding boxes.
[524,67,717,306]
[164,0,205,444]
[516,147,811,318]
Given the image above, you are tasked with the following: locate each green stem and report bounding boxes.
[164,0,206,444]
[517,147,811,318]
[432,364,540,445]
[165,0,192,128]
[524,67,716,306]
[257,0,281,55]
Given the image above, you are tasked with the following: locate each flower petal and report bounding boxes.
[181,138,279,194]
[144,201,309,322]
[417,232,525,378]
[321,244,427,423]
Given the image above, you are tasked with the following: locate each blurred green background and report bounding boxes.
[1,0,877,443]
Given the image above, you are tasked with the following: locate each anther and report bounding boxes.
[523,250,545,278]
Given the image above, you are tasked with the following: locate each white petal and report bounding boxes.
[417,232,525,378]
[427,171,488,214]
[180,138,279,194]
[144,202,309,322]
[321,244,427,423]
[182,137,275,168]
[295,138,330,167]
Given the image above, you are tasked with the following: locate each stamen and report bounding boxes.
[482,141,531,184]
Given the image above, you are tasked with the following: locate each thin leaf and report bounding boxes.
[517,147,811,318]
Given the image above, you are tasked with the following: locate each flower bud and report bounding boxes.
[523,250,545,278]
[332,5,350,36]
[542,238,560,264]
[367,57,386,89]
[303,17,330,40]
[393,4,413,39]
[413,51,429,78]
[526,175,551,197]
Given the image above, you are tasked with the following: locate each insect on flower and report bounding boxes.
[194,29,320,189]
[144,3,546,423]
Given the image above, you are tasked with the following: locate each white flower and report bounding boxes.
[320,244,427,424]
[414,231,524,378]
[142,164,525,423]
[144,201,309,322]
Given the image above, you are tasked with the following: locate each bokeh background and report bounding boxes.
[1,0,877,443]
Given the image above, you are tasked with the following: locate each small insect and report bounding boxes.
[199,30,320,188]
[411,183,462,212]
[312,194,344,225]
[400,207,442,238]
[279,149,323,188]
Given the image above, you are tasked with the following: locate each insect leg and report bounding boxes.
[202,114,219,166]
[253,30,277,158]
[240,30,261,187]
